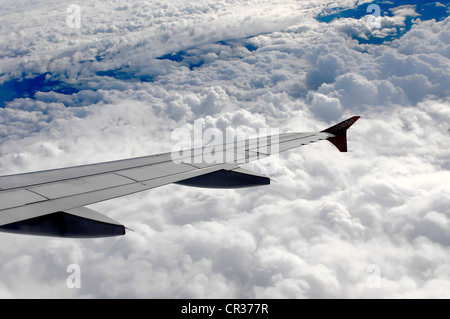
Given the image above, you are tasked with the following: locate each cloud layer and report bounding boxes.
[0,0,450,298]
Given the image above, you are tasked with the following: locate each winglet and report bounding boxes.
[321,116,360,152]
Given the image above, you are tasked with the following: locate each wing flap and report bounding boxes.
[0,152,174,191]
[277,132,331,153]
[116,161,195,181]
[0,189,48,210]
[27,173,133,199]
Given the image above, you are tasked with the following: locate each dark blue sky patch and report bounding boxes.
[316,0,449,44]
[245,43,258,52]
[157,51,187,63]
[157,50,205,70]
[96,67,158,82]
[216,39,259,52]
[216,36,258,52]
[0,73,80,108]
[156,38,258,70]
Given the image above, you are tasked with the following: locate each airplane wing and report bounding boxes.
[0,116,360,238]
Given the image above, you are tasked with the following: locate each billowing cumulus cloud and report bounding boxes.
[1,0,450,298]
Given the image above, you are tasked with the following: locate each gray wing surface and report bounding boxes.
[0,116,359,238]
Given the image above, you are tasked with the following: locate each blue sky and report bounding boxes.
[317,0,450,43]
[0,0,450,298]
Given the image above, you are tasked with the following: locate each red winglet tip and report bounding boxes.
[321,116,360,152]
[321,116,360,135]
[327,134,348,152]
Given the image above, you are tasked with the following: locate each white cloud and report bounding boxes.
[390,5,420,18]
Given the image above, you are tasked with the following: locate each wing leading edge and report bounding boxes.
[0,116,360,238]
